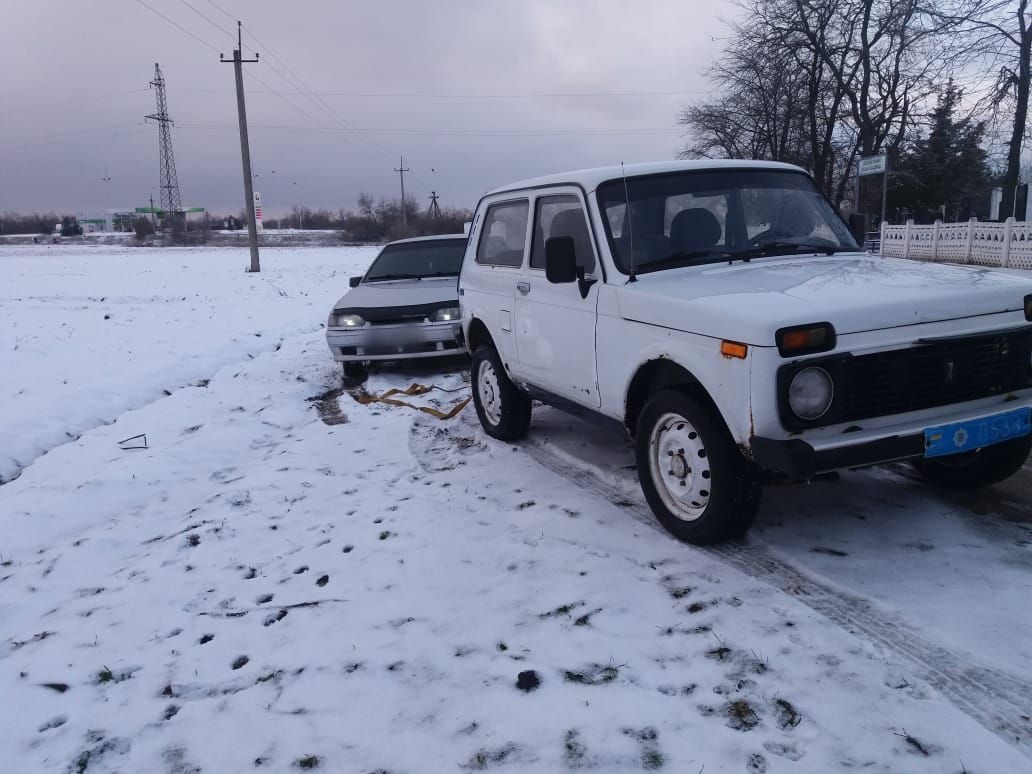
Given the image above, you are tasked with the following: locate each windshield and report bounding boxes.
[596,169,859,275]
[364,238,467,281]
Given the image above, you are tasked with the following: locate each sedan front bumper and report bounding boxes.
[326,320,463,362]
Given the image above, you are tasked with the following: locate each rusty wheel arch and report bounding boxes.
[624,358,724,438]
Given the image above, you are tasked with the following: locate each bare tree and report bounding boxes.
[929,0,1031,218]
[680,0,962,215]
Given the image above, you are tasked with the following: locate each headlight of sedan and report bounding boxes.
[331,313,364,328]
[788,366,834,420]
[431,306,461,322]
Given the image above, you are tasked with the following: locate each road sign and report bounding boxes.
[858,155,887,176]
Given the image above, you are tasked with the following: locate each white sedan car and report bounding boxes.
[326,234,467,378]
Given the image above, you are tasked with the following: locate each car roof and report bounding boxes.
[484,159,809,197]
[384,234,467,246]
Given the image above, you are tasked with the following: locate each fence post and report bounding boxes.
[903,219,913,260]
[1002,217,1014,268]
[879,220,886,257]
[964,218,976,264]
[931,219,941,262]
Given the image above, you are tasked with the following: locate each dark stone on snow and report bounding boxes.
[516,670,541,692]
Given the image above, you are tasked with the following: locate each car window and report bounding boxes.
[364,238,467,281]
[530,195,596,273]
[597,169,859,274]
[476,200,529,267]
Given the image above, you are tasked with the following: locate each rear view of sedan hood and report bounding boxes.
[617,255,1032,343]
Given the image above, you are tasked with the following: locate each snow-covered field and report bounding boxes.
[2,244,1031,773]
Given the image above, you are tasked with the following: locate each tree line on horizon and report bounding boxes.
[0,194,473,242]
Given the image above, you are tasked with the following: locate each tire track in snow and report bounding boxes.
[516,436,1032,759]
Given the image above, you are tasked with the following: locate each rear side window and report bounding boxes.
[530,195,596,273]
[476,200,529,267]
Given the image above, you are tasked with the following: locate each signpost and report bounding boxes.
[858,154,888,228]
[254,192,263,234]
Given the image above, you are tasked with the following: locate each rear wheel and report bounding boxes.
[912,435,1031,489]
[635,389,760,545]
[471,345,531,441]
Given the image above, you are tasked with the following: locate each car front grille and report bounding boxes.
[839,329,1032,421]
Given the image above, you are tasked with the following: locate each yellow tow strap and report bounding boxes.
[350,383,471,420]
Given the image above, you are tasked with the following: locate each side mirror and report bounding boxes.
[545,236,578,284]
[349,276,362,288]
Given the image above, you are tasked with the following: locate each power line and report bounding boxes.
[167,87,704,99]
[243,70,328,128]
[241,24,435,193]
[131,0,221,53]
[204,0,236,26]
[0,127,150,152]
[0,124,147,149]
[176,0,235,42]
[176,122,681,137]
[5,89,151,115]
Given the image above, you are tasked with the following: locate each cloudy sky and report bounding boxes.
[1,1,732,217]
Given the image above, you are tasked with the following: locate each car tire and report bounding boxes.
[471,345,531,441]
[635,389,760,545]
[342,361,368,380]
[911,435,1031,489]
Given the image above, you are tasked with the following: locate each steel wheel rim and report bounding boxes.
[477,359,503,426]
[648,412,711,522]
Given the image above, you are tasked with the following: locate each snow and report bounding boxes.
[2,244,1031,773]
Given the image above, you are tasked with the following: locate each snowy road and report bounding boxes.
[2,245,1031,773]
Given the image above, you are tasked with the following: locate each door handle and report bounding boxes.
[516,281,531,295]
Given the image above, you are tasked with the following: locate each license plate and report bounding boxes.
[924,407,1031,458]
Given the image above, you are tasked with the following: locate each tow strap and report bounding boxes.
[350,383,471,420]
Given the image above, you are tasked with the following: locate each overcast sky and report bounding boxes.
[1,1,733,217]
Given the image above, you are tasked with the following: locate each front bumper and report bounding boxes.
[750,397,1032,478]
[750,433,925,478]
[326,321,463,362]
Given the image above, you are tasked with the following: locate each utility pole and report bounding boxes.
[428,191,441,218]
[394,156,410,230]
[221,22,261,272]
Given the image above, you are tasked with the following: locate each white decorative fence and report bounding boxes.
[880,217,1032,270]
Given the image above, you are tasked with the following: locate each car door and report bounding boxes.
[462,197,531,370]
[513,191,601,407]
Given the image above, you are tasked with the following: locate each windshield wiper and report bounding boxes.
[635,249,729,275]
[420,271,460,278]
[730,241,843,261]
[365,273,419,281]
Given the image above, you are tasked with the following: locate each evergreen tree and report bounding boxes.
[890,81,993,222]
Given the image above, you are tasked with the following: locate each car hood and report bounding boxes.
[332,276,459,312]
[616,253,1032,343]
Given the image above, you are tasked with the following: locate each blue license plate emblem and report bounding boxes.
[924,407,1031,459]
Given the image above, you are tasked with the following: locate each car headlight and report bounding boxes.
[332,313,364,328]
[788,366,834,420]
[431,306,461,322]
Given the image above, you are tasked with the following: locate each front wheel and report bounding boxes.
[912,435,1031,489]
[471,345,531,441]
[635,390,760,545]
